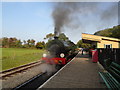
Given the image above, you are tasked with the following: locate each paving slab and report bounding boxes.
[39,54,106,88]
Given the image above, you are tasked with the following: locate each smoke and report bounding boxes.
[52,2,82,36]
[52,2,118,36]
[52,2,99,35]
[100,3,118,26]
[96,3,118,30]
[40,63,57,75]
[101,3,118,21]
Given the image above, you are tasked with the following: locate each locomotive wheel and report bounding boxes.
[55,64,62,70]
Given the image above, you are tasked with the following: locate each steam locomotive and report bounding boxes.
[41,36,77,68]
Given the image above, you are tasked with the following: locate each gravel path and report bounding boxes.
[1,62,56,89]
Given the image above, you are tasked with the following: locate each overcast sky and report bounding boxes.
[2,2,118,43]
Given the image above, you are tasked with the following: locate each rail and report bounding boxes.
[0,60,42,79]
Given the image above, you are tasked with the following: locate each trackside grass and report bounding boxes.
[1,48,46,71]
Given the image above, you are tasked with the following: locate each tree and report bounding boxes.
[2,37,9,48]
[58,33,69,41]
[67,40,77,52]
[16,40,22,48]
[2,37,23,48]
[27,39,30,46]
[44,33,70,49]
[8,37,18,48]
[94,25,120,39]
[0,38,2,47]
[36,41,45,49]
[22,40,27,48]
[94,28,113,37]
[26,39,36,48]
[1,37,39,49]
[23,40,26,45]
[77,40,91,48]
[76,40,83,48]
[30,39,35,48]
[111,25,120,39]
[44,33,54,40]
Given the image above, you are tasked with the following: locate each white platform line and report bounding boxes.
[37,55,77,89]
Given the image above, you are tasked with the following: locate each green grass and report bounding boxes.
[1,48,45,71]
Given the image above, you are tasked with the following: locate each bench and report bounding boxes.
[99,62,120,89]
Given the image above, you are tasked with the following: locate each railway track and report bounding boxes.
[13,72,50,90]
[13,69,58,90]
[13,58,72,90]
[0,60,42,79]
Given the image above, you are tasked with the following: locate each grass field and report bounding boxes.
[1,48,45,71]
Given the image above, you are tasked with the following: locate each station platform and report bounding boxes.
[38,53,106,88]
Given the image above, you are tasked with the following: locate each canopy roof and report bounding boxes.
[82,33,120,44]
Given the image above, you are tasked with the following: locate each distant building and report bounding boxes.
[82,33,120,48]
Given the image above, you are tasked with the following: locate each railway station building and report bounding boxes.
[82,33,120,48]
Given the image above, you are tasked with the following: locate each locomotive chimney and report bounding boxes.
[54,27,60,37]
[54,27,59,40]
[54,36,58,40]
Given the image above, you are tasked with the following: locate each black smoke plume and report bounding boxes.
[52,2,118,36]
[52,2,80,36]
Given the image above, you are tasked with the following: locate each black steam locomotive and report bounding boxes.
[42,36,77,66]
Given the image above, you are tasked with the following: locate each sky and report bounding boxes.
[2,2,118,44]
